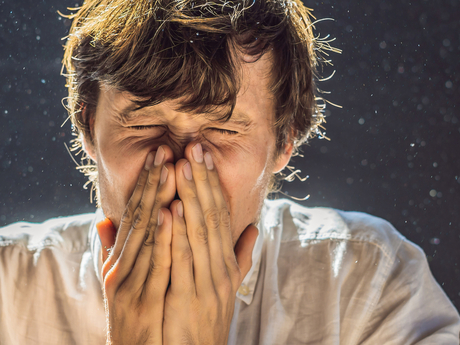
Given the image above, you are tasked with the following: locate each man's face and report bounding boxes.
[87,52,292,244]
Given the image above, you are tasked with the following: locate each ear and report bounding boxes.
[81,106,97,163]
[82,134,97,162]
[272,141,294,173]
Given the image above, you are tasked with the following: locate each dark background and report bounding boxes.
[1,0,459,311]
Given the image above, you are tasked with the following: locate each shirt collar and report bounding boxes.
[89,205,268,305]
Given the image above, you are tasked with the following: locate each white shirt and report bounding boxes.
[1,199,459,344]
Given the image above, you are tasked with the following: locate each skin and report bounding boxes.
[85,51,293,344]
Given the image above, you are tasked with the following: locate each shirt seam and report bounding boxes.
[348,235,404,344]
[0,238,88,255]
[280,236,399,262]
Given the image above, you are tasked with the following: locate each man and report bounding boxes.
[0,0,459,343]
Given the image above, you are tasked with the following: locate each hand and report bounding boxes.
[163,143,258,345]
[97,146,176,345]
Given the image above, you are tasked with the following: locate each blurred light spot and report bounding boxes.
[429,189,437,197]
[430,238,440,245]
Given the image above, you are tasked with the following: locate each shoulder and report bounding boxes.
[263,199,405,259]
[262,200,460,342]
[0,213,96,254]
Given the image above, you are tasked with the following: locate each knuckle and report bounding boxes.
[135,179,144,190]
[234,267,242,281]
[182,186,198,200]
[152,234,162,248]
[204,290,219,306]
[180,247,194,262]
[204,208,220,230]
[230,266,242,284]
[153,194,164,209]
[121,207,133,223]
[195,225,208,244]
[224,253,237,267]
[216,278,233,296]
[135,202,145,216]
[146,172,159,188]
[195,169,208,182]
[149,256,171,275]
[143,229,155,247]
[219,209,231,228]
[131,214,144,232]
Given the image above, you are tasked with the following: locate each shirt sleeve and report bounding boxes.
[357,238,460,344]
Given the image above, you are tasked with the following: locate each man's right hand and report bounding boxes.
[97,146,176,345]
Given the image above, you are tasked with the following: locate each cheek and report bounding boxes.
[213,139,272,216]
[96,136,148,221]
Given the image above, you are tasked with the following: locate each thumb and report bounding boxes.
[234,224,259,282]
[96,217,117,263]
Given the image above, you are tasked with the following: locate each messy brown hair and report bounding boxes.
[61,0,339,200]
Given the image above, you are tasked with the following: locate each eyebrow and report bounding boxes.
[206,110,253,127]
[118,106,253,127]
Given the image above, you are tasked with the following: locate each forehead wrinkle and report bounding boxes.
[116,107,163,125]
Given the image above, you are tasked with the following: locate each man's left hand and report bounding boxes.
[164,142,258,345]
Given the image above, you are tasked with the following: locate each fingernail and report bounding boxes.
[177,201,183,217]
[160,166,168,184]
[145,151,155,170]
[192,143,203,163]
[204,152,214,170]
[183,162,192,181]
[158,209,164,226]
[154,146,165,167]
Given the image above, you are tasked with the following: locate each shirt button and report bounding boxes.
[238,284,250,296]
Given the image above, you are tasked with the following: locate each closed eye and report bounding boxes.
[130,125,159,130]
[210,128,238,135]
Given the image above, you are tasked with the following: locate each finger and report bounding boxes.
[186,145,238,288]
[102,165,149,279]
[176,159,214,295]
[169,200,195,297]
[201,151,235,262]
[103,145,176,279]
[234,224,258,285]
[186,144,229,283]
[123,207,172,301]
[124,162,175,291]
[96,217,117,263]
[105,147,174,285]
